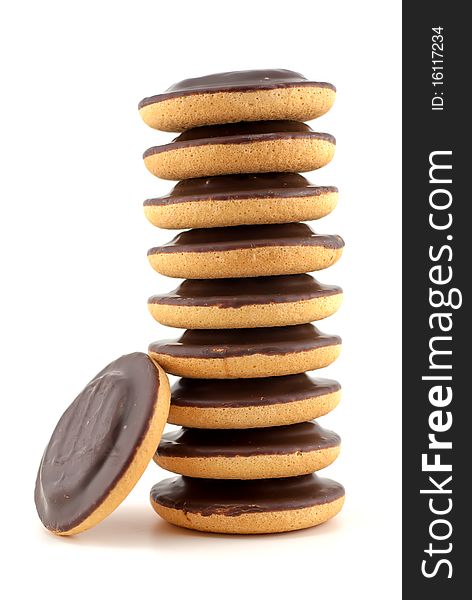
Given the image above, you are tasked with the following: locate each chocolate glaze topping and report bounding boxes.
[34,353,159,532]
[149,324,341,359]
[148,275,342,308]
[170,375,341,408]
[144,173,337,206]
[143,121,335,157]
[138,69,335,108]
[157,421,340,458]
[151,473,345,516]
[177,120,315,141]
[148,223,345,255]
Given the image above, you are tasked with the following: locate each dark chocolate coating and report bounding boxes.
[138,69,335,108]
[170,375,341,408]
[151,473,345,516]
[144,173,337,206]
[148,324,341,359]
[148,223,345,255]
[143,121,335,157]
[148,275,342,308]
[157,421,340,458]
[177,120,315,141]
[34,353,159,532]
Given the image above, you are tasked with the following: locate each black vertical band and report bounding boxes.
[403,3,468,594]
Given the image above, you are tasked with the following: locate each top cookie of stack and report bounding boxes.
[139,68,335,132]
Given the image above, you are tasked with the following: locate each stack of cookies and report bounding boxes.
[139,69,345,534]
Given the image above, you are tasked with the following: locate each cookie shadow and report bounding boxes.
[51,504,344,550]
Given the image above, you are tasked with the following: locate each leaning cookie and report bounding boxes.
[148,223,344,279]
[143,121,335,180]
[167,375,341,429]
[150,474,345,534]
[148,275,343,329]
[148,324,341,379]
[34,353,170,536]
[139,69,336,132]
[155,421,341,479]
[144,174,338,230]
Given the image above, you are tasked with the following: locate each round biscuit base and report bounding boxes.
[167,390,341,429]
[143,191,338,229]
[143,138,335,180]
[150,495,345,534]
[52,361,171,536]
[148,246,343,279]
[148,345,341,379]
[148,294,343,329]
[139,86,336,132]
[154,446,340,480]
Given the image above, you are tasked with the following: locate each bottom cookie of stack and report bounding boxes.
[150,474,345,534]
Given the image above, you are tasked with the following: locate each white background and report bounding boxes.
[1,1,401,598]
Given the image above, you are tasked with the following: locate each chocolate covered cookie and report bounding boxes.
[143,174,338,230]
[148,324,341,379]
[139,69,336,132]
[34,353,170,535]
[148,275,343,329]
[143,121,335,180]
[147,223,344,279]
[167,375,341,429]
[155,421,341,479]
[150,474,345,534]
